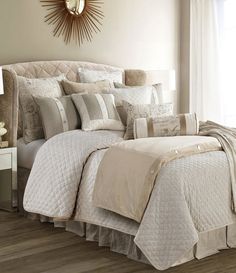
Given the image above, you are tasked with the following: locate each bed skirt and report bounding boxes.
[26,213,236,269]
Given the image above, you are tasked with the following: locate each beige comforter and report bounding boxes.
[93,135,222,222]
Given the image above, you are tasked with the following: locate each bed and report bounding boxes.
[1,61,236,271]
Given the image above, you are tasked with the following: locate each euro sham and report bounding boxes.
[18,75,65,143]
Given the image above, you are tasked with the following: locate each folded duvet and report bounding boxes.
[93,136,222,222]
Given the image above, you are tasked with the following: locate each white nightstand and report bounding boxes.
[0,147,17,211]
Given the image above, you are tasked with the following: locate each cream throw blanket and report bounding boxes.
[199,121,236,210]
[93,135,222,222]
[93,121,236,222]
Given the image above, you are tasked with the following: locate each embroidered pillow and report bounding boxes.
[18,75,65,143]
[34,96,80,140]
[133,113,199,139]
[71,93,124,131]
[123,101,173,140]
[78,68,123,84]
[62,79,113,95]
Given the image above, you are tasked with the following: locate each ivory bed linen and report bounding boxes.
[93,136,222,222]
[23,130,236,270]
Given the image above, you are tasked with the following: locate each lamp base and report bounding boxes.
[0,141,9,148]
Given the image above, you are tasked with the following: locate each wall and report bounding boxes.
[0,0,180,109]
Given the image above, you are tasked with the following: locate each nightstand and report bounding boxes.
[0,147,17,211]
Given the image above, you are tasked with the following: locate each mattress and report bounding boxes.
[17,138,45,169]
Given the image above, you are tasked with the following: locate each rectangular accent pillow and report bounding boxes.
[18,75,65,143]
[78,68,123,84]
[133,113,199,139]
[123,101,173,140]
[62,79,113,95]
[34,96,80,140]
[71,93,125,131]
[114,82,163,104]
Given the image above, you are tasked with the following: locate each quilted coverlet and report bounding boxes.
[23,130,236,270]
[23,130,124,218]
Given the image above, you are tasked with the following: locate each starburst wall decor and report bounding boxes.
[40,0,104,45]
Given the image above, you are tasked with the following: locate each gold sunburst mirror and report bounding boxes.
[40,0,104,45]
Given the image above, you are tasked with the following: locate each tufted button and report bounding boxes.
[197,145,201,150]
[150,169,155,175]
[175,150,179,154]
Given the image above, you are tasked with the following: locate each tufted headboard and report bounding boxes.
[0,60,164,147]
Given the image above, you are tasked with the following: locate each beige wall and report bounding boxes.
[0,0,180,109]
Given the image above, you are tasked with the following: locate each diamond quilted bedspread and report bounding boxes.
[23,130,236,270]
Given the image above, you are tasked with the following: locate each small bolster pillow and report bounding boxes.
[133,113,199,139]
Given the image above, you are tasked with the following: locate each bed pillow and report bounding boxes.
[18,75,65,143]
[108,86,153,106]
[114,82,163,104]
[78,68,123,84]
[107,86,154,125]
[123,101,173,140]
[71,93,124,131]
[133,113,199,139]
[62,79,113,95]
[34,96,80,140]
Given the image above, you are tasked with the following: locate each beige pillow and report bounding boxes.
[34,96,80,140]
[134,113,199,139]
[71,93,124,131]
[123,101,173,140]
[62,79,113,95]
[18,75,65,143]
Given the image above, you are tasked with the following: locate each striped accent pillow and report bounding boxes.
[123,101,173,140]
[34,96,80,140]
[134,113,199,139]
[71,94,125,131]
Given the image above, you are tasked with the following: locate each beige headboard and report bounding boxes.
[0,60,164,147]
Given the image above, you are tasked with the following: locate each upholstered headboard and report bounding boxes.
[0,60,165,147]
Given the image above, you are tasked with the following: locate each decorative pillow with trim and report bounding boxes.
[34,96,80,140]
[134,113,199,139]
[71,93,125,131]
